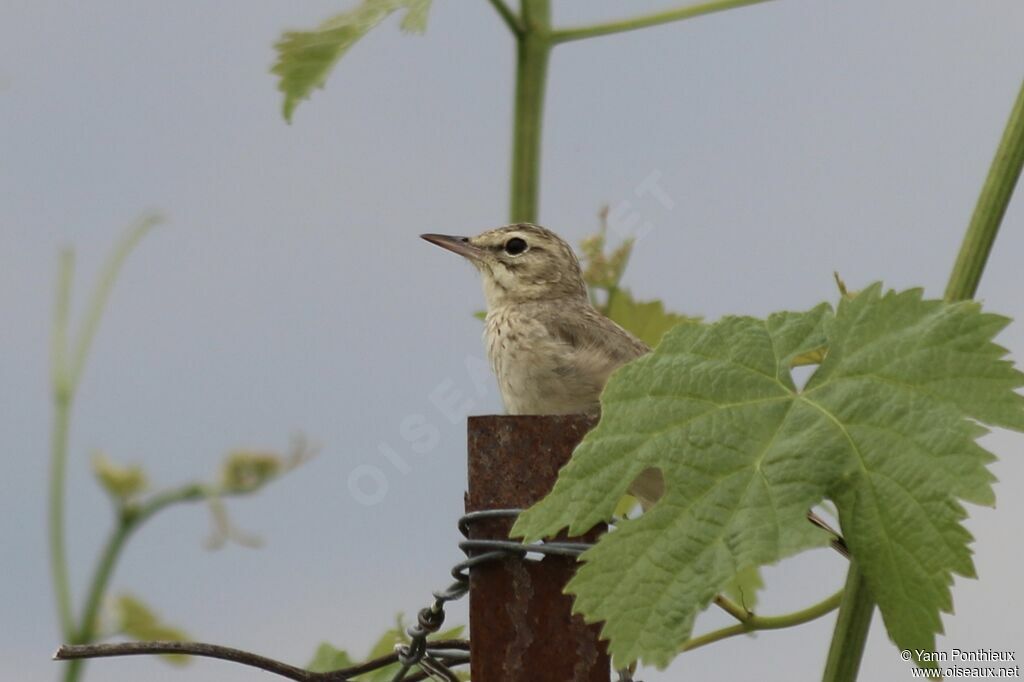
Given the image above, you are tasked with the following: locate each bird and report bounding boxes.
[421,223,664,507]
[421,223,650,415]
[423,225,841,543]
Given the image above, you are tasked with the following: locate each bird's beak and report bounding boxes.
[420,233,486,261]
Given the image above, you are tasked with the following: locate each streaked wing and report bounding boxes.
[547,304,651,364]
[534,303,651,392]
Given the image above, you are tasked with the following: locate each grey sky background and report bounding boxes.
[3,1,1023,680]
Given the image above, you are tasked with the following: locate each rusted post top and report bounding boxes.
[466,414,609,682]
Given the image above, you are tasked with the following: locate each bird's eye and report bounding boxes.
[503,237,528,255]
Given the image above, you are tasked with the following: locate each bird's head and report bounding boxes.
[421,224,588,307]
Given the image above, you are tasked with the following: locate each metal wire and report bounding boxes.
[388,508,593,681]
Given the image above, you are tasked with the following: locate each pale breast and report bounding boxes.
[484,306,608,415]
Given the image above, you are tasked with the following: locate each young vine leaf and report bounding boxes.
[605,290,700,349]
[113,594,191,666]
[512,284,1024,669]
[272,0,431,122]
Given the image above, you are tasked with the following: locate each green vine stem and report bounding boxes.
[48,216,161,681]
[509,0,551,223]
[549,0,777,45]
[823,76,1024,682]
[945,76,1024,302]
[67,217,159,389]
[49,215,161,643]
[64,483,234,682]
[61,514,134,682]
[50,251,75,638]
[76,486,208,644]
[821,564,873,682]
[486,0,522,36]
[681,589,844,653]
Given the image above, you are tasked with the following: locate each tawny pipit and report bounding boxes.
[422,223,666,505]
[421,223,649,415]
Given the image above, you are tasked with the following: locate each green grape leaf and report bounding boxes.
[513,285,1023,668]
[272,0,431,122]
[113,594,191,666]
[605,289,701,348]
[91,452,148,502]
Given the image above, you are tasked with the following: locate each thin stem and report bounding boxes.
[64,486,201,682]
[76,485,206,639]
[76,520,130,645]
[509,0,551,223]
[55,639,471,682]
[62,482,229,682]
[550,0,776,45]
[61,515,133,682]
[712,594,750,622]
[821,565,873,682]
[68,213,161,388]
[50,400,75,638]
[485,0,522,36]
[49,251,76,640]
[51,250,73,398]
[65,443,309,670]
[680,588,844,653]
[75,477,276,631]
[945,76,1024,302]
[49,218,161,677]
[57,641,315,682]
[135,482,210,523]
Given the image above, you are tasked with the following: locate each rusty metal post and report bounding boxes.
[466,414,610,682]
